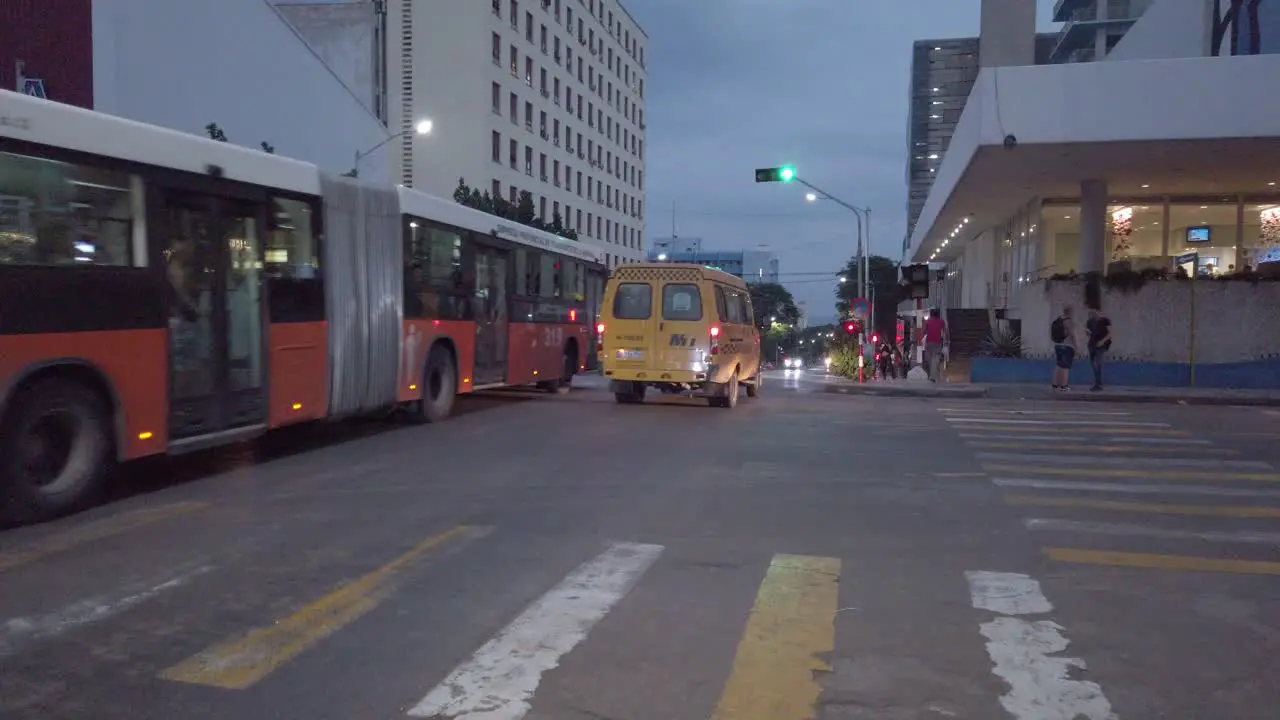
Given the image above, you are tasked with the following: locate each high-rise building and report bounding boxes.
[386,0,648,268]
[1047,0,1154,63]
[904,32,1060,240]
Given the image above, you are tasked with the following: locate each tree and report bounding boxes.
[835,254,903,338]
[204,123,273,153]
[451,178,579,241]
[748,282,801,330]
[515,191,537,225]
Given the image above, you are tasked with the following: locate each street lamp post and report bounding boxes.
[802,181,871,303]
[345,119,433,178]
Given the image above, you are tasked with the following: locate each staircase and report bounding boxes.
[944,309,992,382]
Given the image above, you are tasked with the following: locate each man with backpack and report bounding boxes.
[1050,306,1076,391]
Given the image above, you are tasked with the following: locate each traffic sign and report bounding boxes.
[21,78,46,99]
[851,298,871,318]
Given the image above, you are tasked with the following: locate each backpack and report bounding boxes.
[1050,316,1067,343]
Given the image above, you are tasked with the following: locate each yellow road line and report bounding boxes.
[1045,547,1280,576]
[710,554,840,720]
[964,426,1189,436]
[968,442,1238,455]
[983,464,1280,481]
[1006,495,1280,518]
[160,525,486,689]
[0,501,208,573]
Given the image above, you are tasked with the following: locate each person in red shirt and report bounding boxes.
[923,308,948,382]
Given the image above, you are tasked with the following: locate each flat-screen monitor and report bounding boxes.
[1186,226,1211,243]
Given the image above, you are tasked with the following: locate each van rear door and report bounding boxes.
[607,280,656,371]
[656,281,707,372]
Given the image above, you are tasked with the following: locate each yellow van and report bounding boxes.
[597,263,763,408]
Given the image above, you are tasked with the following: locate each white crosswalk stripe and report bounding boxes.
[941,405,1280,578]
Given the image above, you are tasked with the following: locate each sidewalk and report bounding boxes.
[807,373,1280,406]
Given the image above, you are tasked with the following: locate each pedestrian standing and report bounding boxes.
[1086,307,1112,392]
[1050,306,1076,392]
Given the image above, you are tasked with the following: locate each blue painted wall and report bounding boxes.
[971,357,1280,389]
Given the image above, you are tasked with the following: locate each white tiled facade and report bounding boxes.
[387,0,647,268]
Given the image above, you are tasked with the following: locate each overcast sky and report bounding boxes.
[623,0,1063,323]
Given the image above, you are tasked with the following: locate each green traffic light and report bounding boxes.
[779,166,795,182]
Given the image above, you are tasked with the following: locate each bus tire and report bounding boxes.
[413,344,456,424]
[0,378,112,524]
[746,371,761,398]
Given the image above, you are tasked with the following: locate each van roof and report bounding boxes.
[613,263,749,290]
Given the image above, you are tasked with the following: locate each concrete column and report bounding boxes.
[979,0,1036,67]
[1077,179,1108,274]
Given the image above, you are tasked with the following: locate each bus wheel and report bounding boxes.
[414,345,456,423]
[0,379,112,524]
[745,372,761,398]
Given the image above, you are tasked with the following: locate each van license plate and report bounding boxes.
[616,349,644,360]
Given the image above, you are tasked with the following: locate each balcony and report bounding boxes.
[1051,0,1093,22]
[1047,16,1138,62]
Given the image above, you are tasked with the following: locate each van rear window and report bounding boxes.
[612,283,653,319]
[662,284,703,321]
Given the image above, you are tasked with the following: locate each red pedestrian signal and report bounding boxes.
[845,322,856,333]
[871,333,879,344]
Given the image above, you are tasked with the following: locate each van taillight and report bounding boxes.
[596,323,605,355]
[709,326,721,355]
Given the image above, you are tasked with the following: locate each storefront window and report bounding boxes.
[1168,200,1239,276]
[1105,202,1163,270]
[1242,198,1280,267]
[1042,203,1079,275]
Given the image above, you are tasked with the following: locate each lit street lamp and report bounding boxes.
[345,119,433,177]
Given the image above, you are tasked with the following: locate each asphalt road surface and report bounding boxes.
[2,373,1278,719]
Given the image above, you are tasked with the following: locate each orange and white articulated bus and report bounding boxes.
[0,90,607,523]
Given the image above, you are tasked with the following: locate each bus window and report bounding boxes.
[0,151,136,267]
[266,197,323,323]
[405,220,472,320]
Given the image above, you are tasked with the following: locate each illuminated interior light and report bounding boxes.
[292,403,302,410]
[138,431,153,440]
[409,384,417,390]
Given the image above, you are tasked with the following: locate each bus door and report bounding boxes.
[155,189,267,445]
[473,243,509,385]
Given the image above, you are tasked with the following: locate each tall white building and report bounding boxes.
[387,0,648,268]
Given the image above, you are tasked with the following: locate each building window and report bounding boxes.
[509,139,518,168]
[492,179,502,198]
[492,131,502,163]
[492,33,502,66]
[510,0,518,28]
[509,93,518,124]
[509,45,518,77]
[524,101,533,131]
[491,82,501,114]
